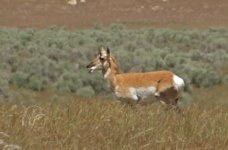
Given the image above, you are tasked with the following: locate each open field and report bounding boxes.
[0,26,227,149]
[0,85,228,150]
[0,0,228,29]
[0,0,228,149]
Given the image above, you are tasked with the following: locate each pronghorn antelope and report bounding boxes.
[86,48,185,107]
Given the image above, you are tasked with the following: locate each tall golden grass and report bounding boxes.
[0,86,228,150]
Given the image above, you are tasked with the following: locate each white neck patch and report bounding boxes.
[104,68,111,79]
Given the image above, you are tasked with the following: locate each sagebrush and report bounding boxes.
[0,25,227,97]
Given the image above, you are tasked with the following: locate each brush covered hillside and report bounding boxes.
[0,0,228,150]
[0,26,227,96]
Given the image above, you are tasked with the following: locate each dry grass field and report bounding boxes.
[0,86,228,150]
[0,0,228,150]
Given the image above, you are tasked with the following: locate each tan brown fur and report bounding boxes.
[106,57,174,95]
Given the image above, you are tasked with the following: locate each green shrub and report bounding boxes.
[11,71,28,88]
[28,76,47,91]
[0,26,227,95]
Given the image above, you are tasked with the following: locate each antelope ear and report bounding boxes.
[98,51,101,56]
[106,48,110,56]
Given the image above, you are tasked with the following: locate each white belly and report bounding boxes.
[115,86,156,101]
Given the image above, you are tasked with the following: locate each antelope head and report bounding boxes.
[86,47,110,73]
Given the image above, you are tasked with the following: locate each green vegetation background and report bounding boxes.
[0,24,227,98]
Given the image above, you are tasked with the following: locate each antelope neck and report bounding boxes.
[102,58,119,90]
[102,58,119,78]
[102,62,116,79]
[103,67,112,79]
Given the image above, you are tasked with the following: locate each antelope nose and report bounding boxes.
[86,64,90,68]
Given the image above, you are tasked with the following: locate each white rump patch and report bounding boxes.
[173,75,185,91]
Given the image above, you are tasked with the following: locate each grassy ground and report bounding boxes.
[0,86,228,150]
